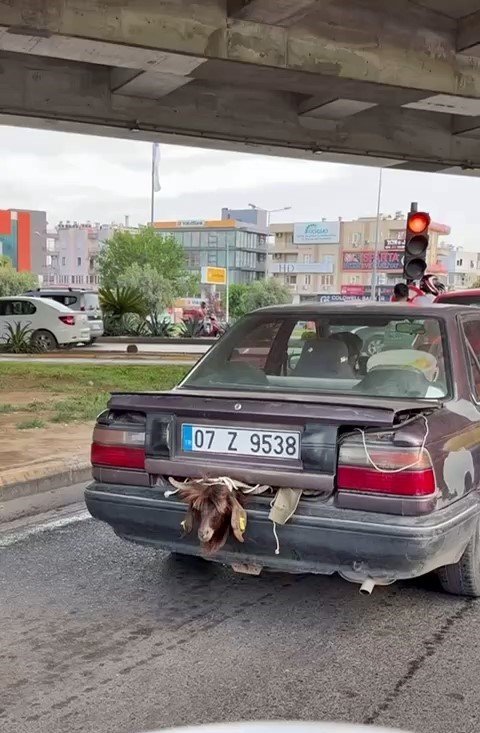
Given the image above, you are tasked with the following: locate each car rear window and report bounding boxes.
[83,293,100,311]
[180,313,449,399]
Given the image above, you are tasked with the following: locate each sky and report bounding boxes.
[1,125,480,250]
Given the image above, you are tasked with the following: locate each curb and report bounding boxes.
[0,456,91,503]
[0,353,197,362]
[98,337,216,345]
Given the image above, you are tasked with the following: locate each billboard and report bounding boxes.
[294,221,340,245]
[342,251,404,271]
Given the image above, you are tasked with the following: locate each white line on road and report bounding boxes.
[0,508,90,548]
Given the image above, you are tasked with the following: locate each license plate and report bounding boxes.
[181,424,300,460]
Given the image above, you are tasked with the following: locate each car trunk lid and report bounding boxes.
[96,390,438,495]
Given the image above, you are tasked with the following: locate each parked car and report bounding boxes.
[435,288,480,307]
[85,302,480,597]
[23,288,103,343]
[0,296,91,350]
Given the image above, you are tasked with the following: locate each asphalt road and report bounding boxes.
[2,509,480,733]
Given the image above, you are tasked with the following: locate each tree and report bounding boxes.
[241,278,291,314]
[471,278,480,289]
[117,263,174,318]
[97,228,188,291]
[0,258,38,297]
[228,283,249,320]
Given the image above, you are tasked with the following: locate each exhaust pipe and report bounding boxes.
[359,578,375,595]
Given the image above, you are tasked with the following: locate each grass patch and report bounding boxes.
[51,393,112,424]
[17,418,45,430]
[0,363,189,426]
[0,363,188,393]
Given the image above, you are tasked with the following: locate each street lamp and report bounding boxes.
[248,204,292,229]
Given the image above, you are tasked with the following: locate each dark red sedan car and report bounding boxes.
[436,288,480,306]
[85,303,480,597]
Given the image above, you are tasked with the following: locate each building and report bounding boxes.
[446,246,480,290]
[0,208,47,276]
[153,218,267,285]
[339,213,449,293]
[43,220,137,287]
[221,206,268,229]
[268,213,450,301]
[269,220,342,300]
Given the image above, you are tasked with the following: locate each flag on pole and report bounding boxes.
[152,143,161,192]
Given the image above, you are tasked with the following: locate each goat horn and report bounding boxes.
[169,477,190,491]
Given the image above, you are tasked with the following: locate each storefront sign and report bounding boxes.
[270,261,334,274]
[201,266,227,285]
[342,251,404,271]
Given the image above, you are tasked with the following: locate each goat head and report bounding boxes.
[171,478,248,554]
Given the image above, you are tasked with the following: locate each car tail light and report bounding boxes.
[59,314,75,326]
[91,415,146,470]
[91,443,145,470]
[337,432,435,497]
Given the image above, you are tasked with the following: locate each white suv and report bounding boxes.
[24,288,104,343]
[0,296,91,350]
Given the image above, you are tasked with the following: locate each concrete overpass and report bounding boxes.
[2,1,480,173]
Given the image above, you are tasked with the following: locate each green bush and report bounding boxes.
[3,322,38,354]
[179,317,204,338]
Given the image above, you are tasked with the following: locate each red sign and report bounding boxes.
[341,285,368,295]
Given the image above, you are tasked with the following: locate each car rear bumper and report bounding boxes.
[84,482,480,582]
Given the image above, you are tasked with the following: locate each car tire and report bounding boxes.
[88,338,97,345]
[437,519,480,597]
[31,330,58,351]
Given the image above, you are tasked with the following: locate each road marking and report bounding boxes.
[0,508,90,547]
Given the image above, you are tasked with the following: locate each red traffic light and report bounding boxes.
[407,211,431,234]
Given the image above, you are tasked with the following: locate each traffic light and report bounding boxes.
[403,210,430,282]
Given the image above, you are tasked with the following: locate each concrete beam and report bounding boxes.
[0,0,479,99]
[227,0,320,26]
[457,10,480,56]
[3,51,480,173]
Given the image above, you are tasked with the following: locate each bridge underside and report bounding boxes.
[2,1,480,172]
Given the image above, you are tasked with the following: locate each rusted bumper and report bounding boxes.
[84,482,480,582]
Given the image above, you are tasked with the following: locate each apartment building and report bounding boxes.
[43,220,138,287]
[446,246,480,289]
[269,221,341,300]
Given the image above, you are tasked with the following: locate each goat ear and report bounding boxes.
[180,508,194,534]
[231,498,247,543]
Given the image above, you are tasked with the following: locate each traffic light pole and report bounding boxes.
[371,168,383,301]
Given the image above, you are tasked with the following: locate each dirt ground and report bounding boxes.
[0,415,92,470]
[0,362,185,475]
[0,386,93,473]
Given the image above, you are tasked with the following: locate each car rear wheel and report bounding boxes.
[31,330,58,351]
[437,519,480,597]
